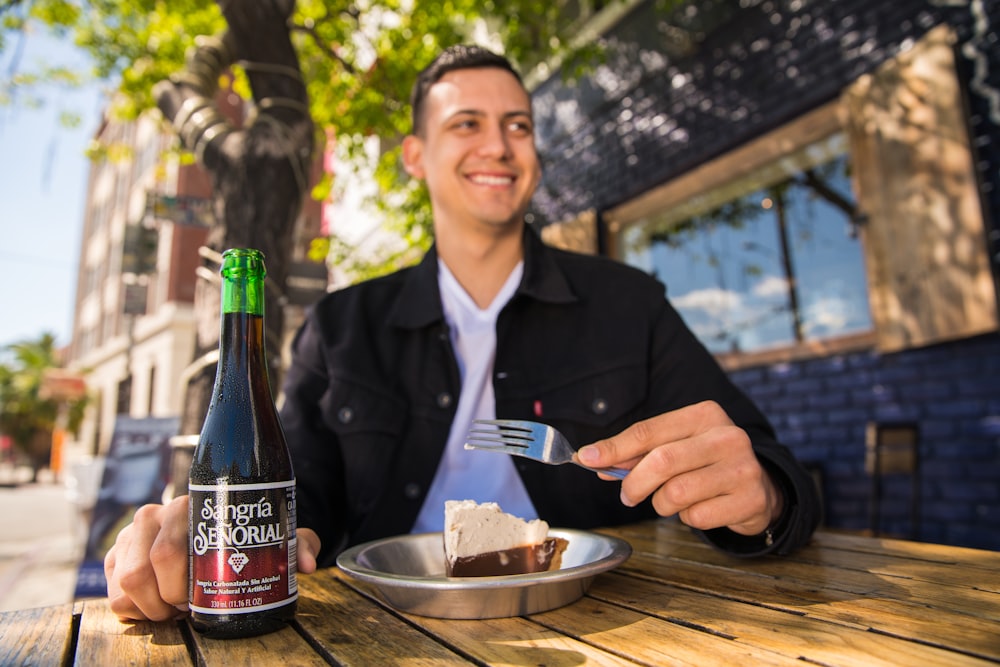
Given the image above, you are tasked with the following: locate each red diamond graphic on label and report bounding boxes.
[228,552,249,574]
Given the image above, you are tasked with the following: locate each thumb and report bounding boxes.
[297,528,321,574]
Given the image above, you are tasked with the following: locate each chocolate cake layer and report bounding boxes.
[447,537,568,577]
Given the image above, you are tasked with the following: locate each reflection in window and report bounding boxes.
[622,138,872,354]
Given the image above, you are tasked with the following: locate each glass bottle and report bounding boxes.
[188,248,297,638]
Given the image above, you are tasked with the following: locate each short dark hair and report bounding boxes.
[410,44,524,136]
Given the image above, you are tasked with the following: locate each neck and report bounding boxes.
[437,224,524,308]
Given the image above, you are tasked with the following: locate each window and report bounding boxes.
[619,135,872,355]
[116,374,132,416]
[606,26,997,361]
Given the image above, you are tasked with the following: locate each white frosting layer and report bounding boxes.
[444,500,550,561]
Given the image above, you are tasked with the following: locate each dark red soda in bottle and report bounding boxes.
[188,248,297,638]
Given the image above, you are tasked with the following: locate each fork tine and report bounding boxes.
[468,429,532,444]
[463,442,526,453]
[472,419,531,431]
[464,438,532,456]
[471,420,536,437]
[466,419,535,454]
[467,418,631,479]
[465,434,529,448]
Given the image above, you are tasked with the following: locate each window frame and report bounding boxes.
[604,102,878,370]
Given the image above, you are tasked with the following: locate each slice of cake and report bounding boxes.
[444,500,568,577]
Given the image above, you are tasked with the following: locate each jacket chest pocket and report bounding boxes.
[515,362,649,435]
[319,376,406,511]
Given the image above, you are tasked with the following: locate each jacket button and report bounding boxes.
[436,392,453,409]
[337,406,354,423]
[404,483,421,499]
[591,398,608,415]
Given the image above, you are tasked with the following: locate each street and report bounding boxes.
[0,475,84,612]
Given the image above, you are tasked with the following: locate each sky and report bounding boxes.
[0,34,105,352]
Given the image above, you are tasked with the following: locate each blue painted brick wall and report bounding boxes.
[728,334,1000,551]
[530,0,1000,551]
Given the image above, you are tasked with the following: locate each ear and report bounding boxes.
[401,134,426,179]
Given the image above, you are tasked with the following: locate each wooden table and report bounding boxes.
[2,519,998,666]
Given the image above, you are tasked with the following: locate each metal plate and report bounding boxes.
[336,529,632,619]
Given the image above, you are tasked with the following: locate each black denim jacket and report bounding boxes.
[279,228,822,566]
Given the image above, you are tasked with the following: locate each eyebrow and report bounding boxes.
[447,109,533,121]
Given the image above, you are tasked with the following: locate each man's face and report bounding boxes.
[403,67,542,235]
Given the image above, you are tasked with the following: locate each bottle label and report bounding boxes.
[189,480,297,615]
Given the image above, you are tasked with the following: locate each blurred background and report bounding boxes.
[3,0,1000,612]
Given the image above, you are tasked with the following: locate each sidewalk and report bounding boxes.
[0,475,87,612]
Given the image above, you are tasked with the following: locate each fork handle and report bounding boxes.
[574,462,629,480]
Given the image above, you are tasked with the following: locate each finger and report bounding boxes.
[625,421,756,514]
[148,495,191,609]
[654,448,775,533]
[578,401,728,468]
[105,526,133,616]
[676,485,770,534]
[107,523,161,621]
[297,528,321,574]
[114,503,187,621]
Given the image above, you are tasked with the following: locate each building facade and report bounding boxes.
[66,92,324,464]
[67,108,212,460]
[532,0,1000,549]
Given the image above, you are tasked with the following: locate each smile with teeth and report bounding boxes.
[468,173,514,186]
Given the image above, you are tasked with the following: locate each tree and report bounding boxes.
[3,0,610,259]
[0,333,88,482]
[1,0,612,441]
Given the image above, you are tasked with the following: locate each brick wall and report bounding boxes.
[728,334,1000,550]
[531,0,1000,285]
[533,0,999,223]
[530,0,1000,551]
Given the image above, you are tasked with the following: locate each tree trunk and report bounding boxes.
[154,0,314,477]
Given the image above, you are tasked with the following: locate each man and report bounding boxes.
[105,45,821,622]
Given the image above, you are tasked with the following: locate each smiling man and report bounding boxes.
[104,45,822,623]
[401,54,542,308]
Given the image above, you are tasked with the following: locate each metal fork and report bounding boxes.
[465,419,629,479]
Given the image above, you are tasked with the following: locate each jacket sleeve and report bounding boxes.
[647,297,823,556]
[278,310,349,567]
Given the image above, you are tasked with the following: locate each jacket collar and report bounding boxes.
[387,226,578,330]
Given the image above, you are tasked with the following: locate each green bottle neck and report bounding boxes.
[220,249,266,316]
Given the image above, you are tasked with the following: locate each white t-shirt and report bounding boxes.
[411,259,538,532]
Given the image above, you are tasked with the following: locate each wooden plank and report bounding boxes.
[531,594,803,666]
[606,521,1000,599]
[812,531,1000,580]
[73,599,191,666]
[602,521,1000,653]
[188,623,328,667]
[609,556,1000,660]
[298,570,472,665]
[622,542,1000,618]
[0,604,74,666]
[787,541,1000,591]
[315,564,645,666]
[406,614,643,667]
[589,573,996,666]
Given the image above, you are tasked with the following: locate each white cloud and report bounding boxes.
[671,286,742,318]
[802,291,867,337]
[752,274,789,298]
